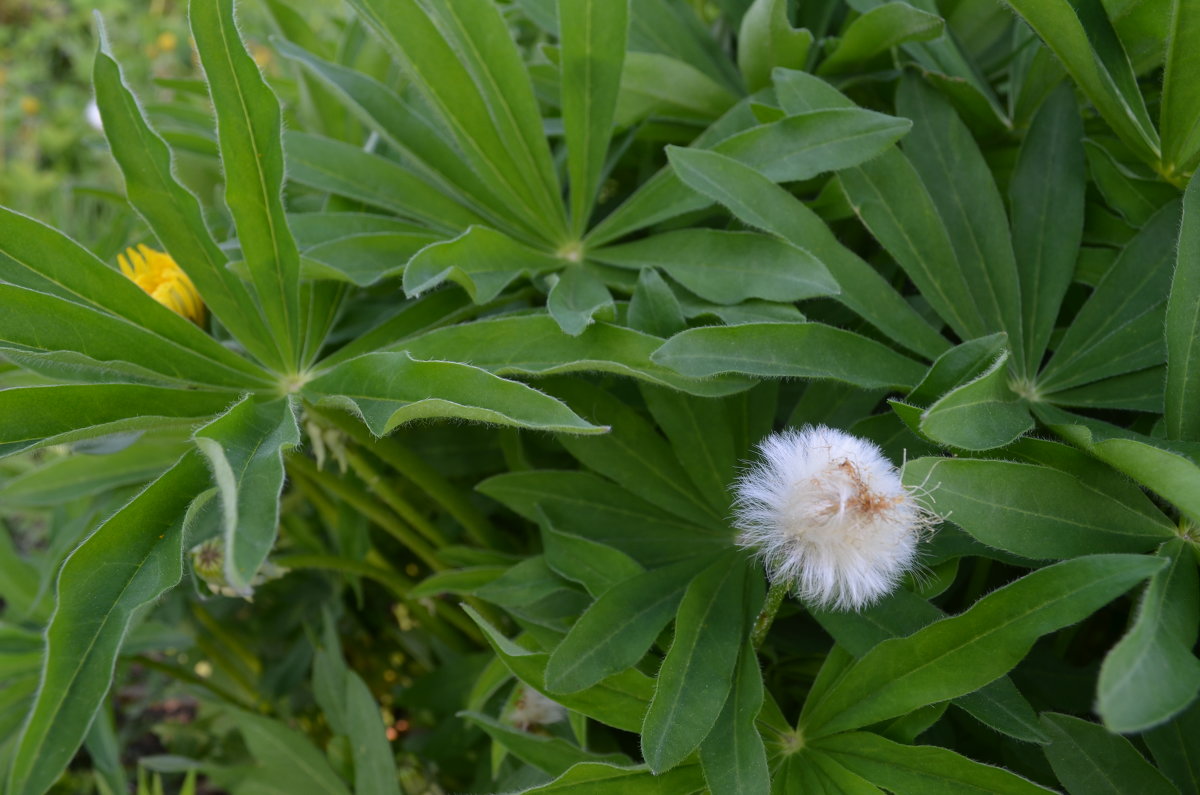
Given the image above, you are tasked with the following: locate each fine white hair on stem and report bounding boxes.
[733,425,937,611]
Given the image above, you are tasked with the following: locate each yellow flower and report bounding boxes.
[118,244,206,325]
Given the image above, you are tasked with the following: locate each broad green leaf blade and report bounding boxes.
[814,732,1054,794]
[403,226,562,302]
[1161,0,1200,175]
[642,554,750,772]
[0,385,227,459]
[191,0,302,369]
[539,506,645,598]
[1167,175,1200,441]
[592,229,838,305]
[0,209,270,385]
[699,644,769,795]
[628,268,686,338]
[479,470,730,568]
[395,314,754,397]
[7,454,210,795]
[92,21,279,369]
[462,711,629,776]
[1040,199,1182,392]
[520,762,706,793]
[908,333,1008,406]
[1145,698,1200,795]
[465,605,654,733]
[194,397,300,594]
[902,457,1174,559]
[666,146,947,360]
[919,352,1032,450]
[1085,139,1177,226]
[223,707,352,795]
[640,385,737,515]
[896,75,1024,365]
[652,323,926,390]
[802,555,1165,737]
[306,351,603,436]
[587,108,913,246]
[0,284,268,390]
[559,0,628,235]
[818,3,943,76]
[1011,84,1086,373]
[272,38,518,233]
[346,0,565,238]
[301,232,440,287]
[997,0,1159,165]
[547,267,614,336]
[545,555,715,693]
[1097,538,1200,732]
[285,132,487,234]
[1041,713,1177,795]
[738,0,813,92]
[614,52,738,126]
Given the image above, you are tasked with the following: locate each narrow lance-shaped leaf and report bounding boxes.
[919,352,1033,451]
[222,708,352,795]
[1160,0,1200,175]
[1041,713,1178,795]
[194,397,300,595]
[1166,174,1200,441]
[404,225,563,302]
[559,0,628,236]
[547,267,615,337]
[801,555,1165,738]
[818,2,943,76]
[699,643,770,795]
[191,0,302,368]
[738,0,813,92]
[305,351,604,436]
[91,15,279,369]
[7,454,211,795]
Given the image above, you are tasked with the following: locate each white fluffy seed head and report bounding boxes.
[733,425,935,611]
[507,685,565,731]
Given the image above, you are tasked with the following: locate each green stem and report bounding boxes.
[344,447,450,549]
[753,580,789,649]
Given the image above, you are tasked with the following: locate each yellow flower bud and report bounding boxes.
[118,244,206,325]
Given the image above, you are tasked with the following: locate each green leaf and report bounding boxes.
[627,268,686,338]
[587,108,912,246]
[465,605,654,733]
[0,209,270,385]
[191,0,302,369]
[1167,175,1200,441]
[801,555,1165,737]
[1011,85,1087,373]
[462,711,629,776]
[814,732,1053,794]
[997,0,1159,166]
[346,0,565,237]
[194,397,300,594]
[1161,0,1200,174]
[902,457,1174,558]
[6,454,210,795]
[699,643,769,795]
[519,762,706,793]
[559,0,628,235]
[0,431,188,507]
[626,0,740,91]
[652,322,926,389]
[0,285,268,391]
[0,385,227,459]
[1144,697,1200,795]
[592,229,838,305]
[1097,538,1200,732]
[1041,713,1177,795]
[397,314,753,397]
[285,132,487,233]
[547,267,615,336]
[223,707,352,795]
[301,232,441,287]
[478,470,730,568]
[819,3,943,76]
[615,52,739,126]
[1084,139,1178,226]
[919,351,1032,450]
[306,351,603,436]
[738,0,813,92]
[403,225,562,302]
[539,505,645,598]
[642,554,750,772]
[640,385,737,515]
[545,555,715,694]
[908,333,1008,406]
[1040,199,1181,392]
[896,75,1024,369]
[91,20,279,369]
[666,146,948,360]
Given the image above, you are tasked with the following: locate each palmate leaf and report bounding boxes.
[191,0,303,369]
[304,351,603,436]
[7,454,211,795]
[800,555,1164,738]
[91,17,279,369]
